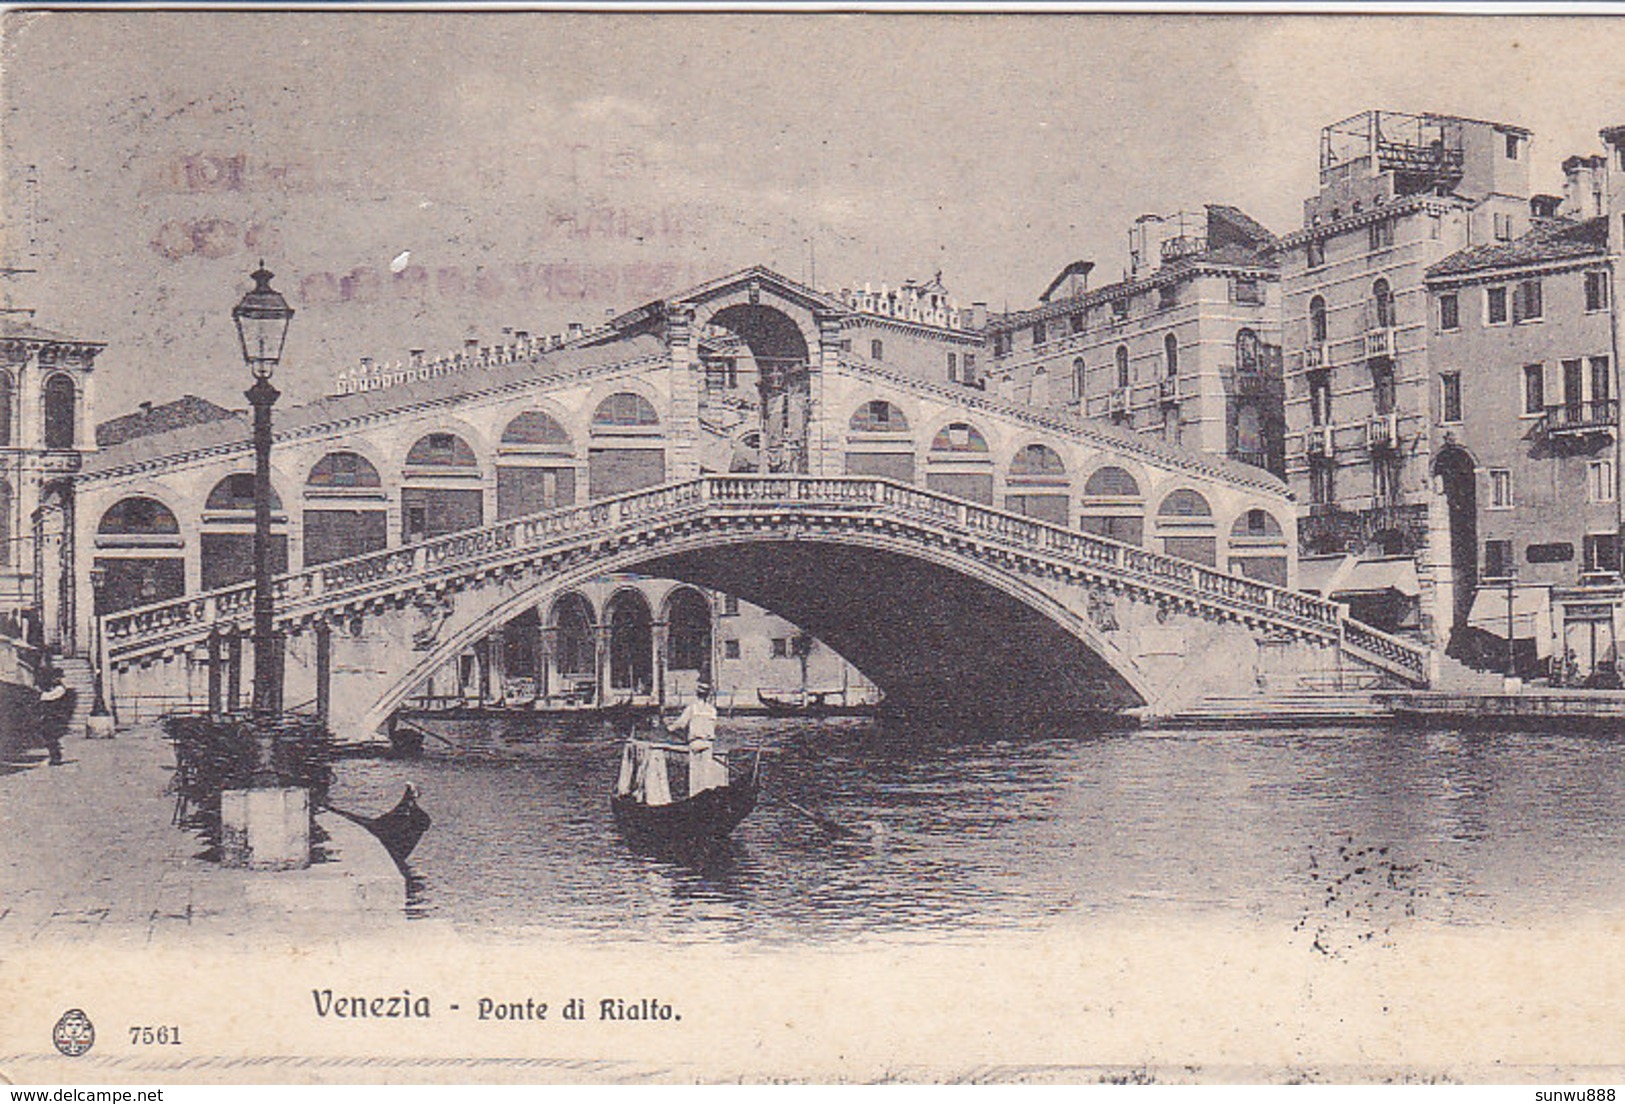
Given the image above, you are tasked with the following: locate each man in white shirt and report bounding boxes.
[671,683,725,795]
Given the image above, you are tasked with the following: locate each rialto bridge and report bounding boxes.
[76,268,1430,737]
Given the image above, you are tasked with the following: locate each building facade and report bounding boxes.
[1280,110,1535,638]
[1421,126,1625,682]
[981,205,1284,478]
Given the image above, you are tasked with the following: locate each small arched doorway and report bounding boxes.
[549,592,597,702]
[1434,444,1478,637]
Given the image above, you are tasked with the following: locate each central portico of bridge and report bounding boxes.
[79,267,1431,735]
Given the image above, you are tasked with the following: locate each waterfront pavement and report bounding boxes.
[0,723,409,947]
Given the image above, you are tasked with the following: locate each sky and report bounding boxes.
[3,11,1625,416]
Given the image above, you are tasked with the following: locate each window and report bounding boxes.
[1309,371,1333,427]
[1115,346,1129,389]
[870,338,884,361]
[1592,357,1612,404]
[1441,373,1463,423]
[850,400,907,432]
[1487,286,1509,325]
[592,392,659,427]
[1307,239,1325,269]
[771,637,788,658]
[309,451,382,488]
[1311,460,1334,506]
[1564,359,1585,416]
[1527,542,1574,564]
[1505,132,1523,160]
[1489,469,1513,510]
[1033,320,1047,346]
[0,372,10,447]
[947,352,958,382]
[1589,459,1616,504]
[1309,296,1327,344]
[42,373,74,450]
[1585,533,1620,575]
[1371,364,1395,416]
[1164,334,1179,378]
[1523,364,1545,414]
[1493,212,1513,242]
[1158,284,1179,311]
[723,593,740,616]
[1070,313,1085,334]
[963,353,977,384]
[1111,299,1129,323]
[723,639,740,660]
[1232,277,1263,305]
[1484,539,1513,580]
[1586,271,1611,312]
[1072,357,1085,400]
[1439,292,1459,331]
[1513,279,1543,323]
[1371,278,1395,329]
[1368,219,1394,251]
[1236,328,1261,374]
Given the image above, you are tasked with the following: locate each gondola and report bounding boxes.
[755,688,877,718]
[611,744,761,858]
[326,784,432,869]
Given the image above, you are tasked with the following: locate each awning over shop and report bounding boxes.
[1297,553,1353,597]
[1468,584,1554,657]
[1331,557,1421,600]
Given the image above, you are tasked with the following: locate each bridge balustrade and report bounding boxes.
[99,474,1431,686]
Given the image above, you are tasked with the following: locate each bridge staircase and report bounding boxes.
[97,476,1434,713]
[54,656,96,735]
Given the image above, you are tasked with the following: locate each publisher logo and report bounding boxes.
[52,1009,95,1057]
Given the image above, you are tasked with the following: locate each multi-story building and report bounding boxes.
[981,205,1283,476]
[1280,110,1534,637]
[1421,127,1625,682]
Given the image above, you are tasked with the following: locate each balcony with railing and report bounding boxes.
[1304,423,1335,458]
[1364,326,1395,361]
[1366,412,1399,452]
[1542,399,1619,438]
[1158,377,1181,406]
[1305,343,1329,371]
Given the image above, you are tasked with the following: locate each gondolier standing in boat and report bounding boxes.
[668,682,726,795]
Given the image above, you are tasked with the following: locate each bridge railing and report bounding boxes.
[102,474,1429,684]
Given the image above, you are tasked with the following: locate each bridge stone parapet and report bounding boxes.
[101,476,1430,738]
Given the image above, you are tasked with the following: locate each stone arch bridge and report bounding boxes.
[81,266,1430,736]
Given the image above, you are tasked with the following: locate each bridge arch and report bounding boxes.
[303,450,389,567]
[402,430,485,544]
[587,386,667,499]
[1080,462,1146,546]
[95,494,186,613]
[359,523,1159,735]
[496,407,578,518]
[1005,441,1071,526]
[604,585,655,694]
[660,584,713,687]
[546,591,597,696]
[924,418,995,504]
[695,300,817,370]
[845,398,916,482]
[1155,487,1218,566]
[200,473,290,591]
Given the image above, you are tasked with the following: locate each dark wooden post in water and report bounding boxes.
[207,630,224,716]
[315,620,332,725]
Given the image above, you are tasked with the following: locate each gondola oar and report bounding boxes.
[782,797,854,838]
[324,784,431,868]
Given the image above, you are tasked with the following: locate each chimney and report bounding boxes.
[463,337,479,353]
[514,330,529,344]
[567,321,584,340]
[409,348,425,369]
[138,400,153,416]
[359,356,373,373]
[1561,154,1608,220]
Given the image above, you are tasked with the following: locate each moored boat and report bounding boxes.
[755,688,877,718]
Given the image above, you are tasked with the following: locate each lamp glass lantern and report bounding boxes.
[232,265,293,379]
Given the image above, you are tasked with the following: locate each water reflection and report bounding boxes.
[324,714,1625,943]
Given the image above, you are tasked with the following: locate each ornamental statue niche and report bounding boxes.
[1087,585,1120,633]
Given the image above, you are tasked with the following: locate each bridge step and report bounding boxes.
[1159,691,1394,727]
[52,657,97,732]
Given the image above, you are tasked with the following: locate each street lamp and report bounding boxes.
[85,563,113,738]
[232,264,292,749]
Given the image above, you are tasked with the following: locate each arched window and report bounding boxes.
[1156,489,1217,566]
[1236,328,1261,375]
[98,496,180,535]
[1072,357,1085,400]
[1006,443,1070,525]
[930,422,989,454]
[1164,334,1179,378]
[605,589,654,693]
[1080,466,1144,546]
[42,373,74,450]
[498,411,576,519]
[593,392,660,428]
[549,592,597,690]
[201,475,288,589]
[307,451,382,488]
[405,432,478,468]
[1115,345,1130,389]
[1310,296,1328,344]
[1229,507,1288,586]
[1009,443,1066,478]
[1373,278,1395,329]
[96,497,185,612]
[1158,489,1213,518]
[501,411,572,448]
[849,400,908,432]
[0,371,12,447]
[206,473,283,512]
[1084,465,1141,498]
[846,400,914,481]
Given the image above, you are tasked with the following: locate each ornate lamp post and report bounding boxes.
[85,563,113,738]
[232,265,293,765]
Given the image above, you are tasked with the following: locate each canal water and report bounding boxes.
[327,716,1625,945]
